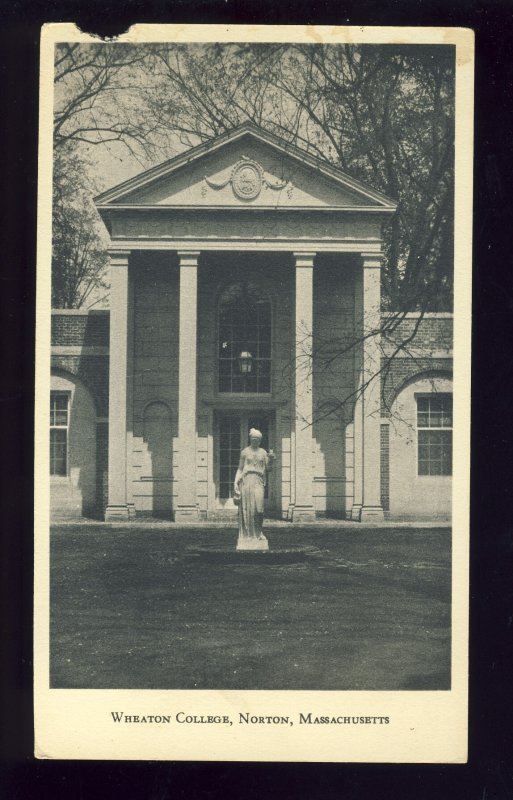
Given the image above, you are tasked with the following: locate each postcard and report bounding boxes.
[34,23,473,761]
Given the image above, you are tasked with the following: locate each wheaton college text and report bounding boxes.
[110,712,390,726]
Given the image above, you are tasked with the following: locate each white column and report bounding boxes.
[351,264,364,520]
[105,250,131,521]
[125,270,136,519]
[175,250,200,522]
[358,253,384,522]
[291,252,316,522]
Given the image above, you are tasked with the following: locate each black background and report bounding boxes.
[1,1,512,798]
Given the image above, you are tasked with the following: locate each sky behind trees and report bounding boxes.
[52,42,455,311]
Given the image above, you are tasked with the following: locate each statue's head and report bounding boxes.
[249,428,263,446]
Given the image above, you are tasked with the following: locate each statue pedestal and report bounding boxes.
[236,535,269,552]
[186,546,312,564]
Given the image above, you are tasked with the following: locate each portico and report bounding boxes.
[95,123,396,522]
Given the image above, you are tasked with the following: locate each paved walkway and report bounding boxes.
[51,517,451,530]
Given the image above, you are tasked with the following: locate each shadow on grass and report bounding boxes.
[50,526,451,691]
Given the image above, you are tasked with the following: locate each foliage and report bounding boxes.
[52,43,160,308]
[147,43,455,311]
[54,43,157,160]
[52,144,109,308]
[53,42,455,311]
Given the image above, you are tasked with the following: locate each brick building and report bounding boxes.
[50,124,453,522]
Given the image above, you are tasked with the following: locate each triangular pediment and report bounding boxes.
[95,123,396,213]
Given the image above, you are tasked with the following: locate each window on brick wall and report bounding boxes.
[50,392,70,476]
[417,394,452,476]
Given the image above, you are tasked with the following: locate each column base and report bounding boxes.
[351,504,362,521]
[291,505,316,523]
[174,506,200,523]
[359,505,384,522]
[105,504,130,521]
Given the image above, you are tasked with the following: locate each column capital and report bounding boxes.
[361,252,383,268]
[293,252,316,268]
[177,250,200,267]
[108,249,131,267]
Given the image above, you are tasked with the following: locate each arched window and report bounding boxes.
[218,282,271,394]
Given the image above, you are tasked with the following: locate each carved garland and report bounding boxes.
[204,156,290,200]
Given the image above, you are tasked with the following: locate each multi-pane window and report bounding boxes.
[217,413,270,500]
[417,394,452,476]
[218,416,241,500]
[218,282,271,393]
[50,392,69,476]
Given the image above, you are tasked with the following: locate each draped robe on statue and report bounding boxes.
[234,446,271,550]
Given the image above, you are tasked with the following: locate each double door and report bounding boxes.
[215,411,274,511]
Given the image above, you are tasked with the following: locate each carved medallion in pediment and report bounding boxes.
[204,156,289,201]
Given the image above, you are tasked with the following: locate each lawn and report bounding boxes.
[50,525,451,690]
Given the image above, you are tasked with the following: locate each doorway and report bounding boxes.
[215,411,275,512]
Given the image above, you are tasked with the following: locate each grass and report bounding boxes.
[50,525,451,690]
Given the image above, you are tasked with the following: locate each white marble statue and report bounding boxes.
[234,428,275,551]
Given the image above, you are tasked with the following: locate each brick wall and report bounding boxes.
[51,307,453,518]
[51,310,109,347]
[380,423,390,511]
[96,422,108,516]
[51,353,109,417]
[51,311,110,416]
[380,314,453,415]
[50,311,453,423]
[381,357,453,415]
[381,313,453,355]
[51,311,110,518]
